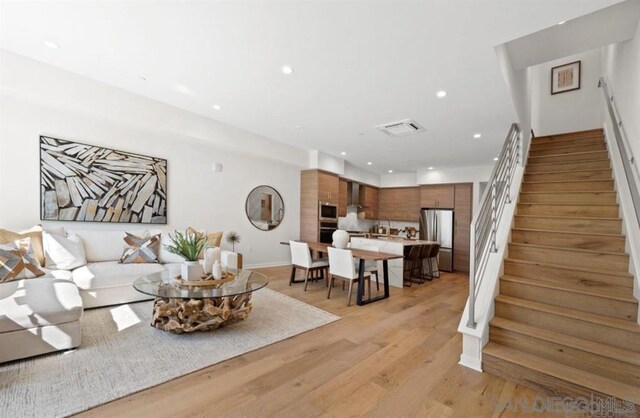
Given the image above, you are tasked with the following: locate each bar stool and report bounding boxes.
[415,244,434,282]
[403,245,421,287]
[426,244,441,279]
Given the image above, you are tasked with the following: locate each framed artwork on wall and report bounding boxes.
[40,136,167,223]
[551,60,581,95]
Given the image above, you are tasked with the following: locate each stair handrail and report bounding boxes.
[467,123,521,328]
[598,76,640,226]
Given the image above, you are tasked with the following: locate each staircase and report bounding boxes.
[483,128,640,402]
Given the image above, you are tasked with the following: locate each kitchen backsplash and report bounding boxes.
[338,207,419,233]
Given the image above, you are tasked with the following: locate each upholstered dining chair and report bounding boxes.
[327,247,371,306]
[289,241,329,290]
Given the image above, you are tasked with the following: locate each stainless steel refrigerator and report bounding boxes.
[419,208,454,272]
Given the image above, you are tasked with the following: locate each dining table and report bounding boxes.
[281,241,403,306]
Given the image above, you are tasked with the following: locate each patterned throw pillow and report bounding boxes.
[186,227,223,259]
[120,233,161,264]
[0,238,45,283]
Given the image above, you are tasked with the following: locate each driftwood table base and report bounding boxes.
[151,294,253,334]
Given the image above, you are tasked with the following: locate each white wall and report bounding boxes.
[602,20,640,163]
[531,49,603,136]
[0,51,304,267]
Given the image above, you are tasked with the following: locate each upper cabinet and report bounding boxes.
[317,170,340,205]
[378,187,420,221]
[420,185,455,208]
[338,178,348,217]
[359,185,379,220]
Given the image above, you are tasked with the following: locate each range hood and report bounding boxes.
[347,181,363,208]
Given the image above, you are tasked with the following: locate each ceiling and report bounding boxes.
[0,0,624,174]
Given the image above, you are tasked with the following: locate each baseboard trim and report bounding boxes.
[244,261,291,269]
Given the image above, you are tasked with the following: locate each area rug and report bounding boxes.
[0,288,339,418]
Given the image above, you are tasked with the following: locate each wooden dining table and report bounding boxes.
[282,241,403,306]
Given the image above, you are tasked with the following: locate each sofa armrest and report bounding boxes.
[221,251,238,270]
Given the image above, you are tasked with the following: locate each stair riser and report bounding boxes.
[508,244,629,272]
[526,160,610,173]
[500,280,637,321]
[524,170,612,182]
[514,216,622,234]
[483,353,630,402]
[517,204,619,218]
[521,180,615,192]
[519,192,617,204]
[529,143,606,157]
[530,137,605,151]
[533,130,604,142]
[489,328,640,387]
[494,301,640,351]
[504,260,633,289]
[529,151,608,164]
[511,230,626,252]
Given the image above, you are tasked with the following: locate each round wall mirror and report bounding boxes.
[245,185,285,231]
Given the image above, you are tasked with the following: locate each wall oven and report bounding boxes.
[319,202,338,221]
[319,221,338,244]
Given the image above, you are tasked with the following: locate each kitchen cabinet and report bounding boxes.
[299,169,340,242]
[453,183,472,272]
[378,187,420,221]
[359,185,379,220]
[420,185,455,208]
[338,178,348,217]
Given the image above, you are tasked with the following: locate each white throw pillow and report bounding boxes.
[43,232,87,270]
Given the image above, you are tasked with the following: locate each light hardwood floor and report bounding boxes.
[79,266,562,418]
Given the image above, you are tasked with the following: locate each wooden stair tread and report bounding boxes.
[490,317,640,367]
[519,190,615,195]
[528,150,608,159]
[509,242,627,257]
[524,169,611,177]
[522,179,613,185]
[504,257,633,279]
[500,275,636,303]
[511,227,624,238]
[518,203,618,208]
[524,159,609,167]
[515,214,621,221]
[495,295,640,333]
[483,342,640,401]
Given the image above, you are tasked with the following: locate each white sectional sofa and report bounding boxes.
[0,227,237,363]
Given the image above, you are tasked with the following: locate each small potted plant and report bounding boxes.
[165,230,208,281]
[225,231,243,269]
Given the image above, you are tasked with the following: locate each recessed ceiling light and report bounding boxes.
[44,40,60,50]
[138,76,147,81]
[557,20,566,25]
[174,83,193,95]
[281,66,294,75]
[493,157,499,161]
[388,169,394,173]
[340,151,347,156]
[212,105,222,110]
[428,167,434,170]
[473,133,482,139]
[436,90,447,98]
[295,125,304,129]
[367,162,373,165]
[358,132,364,136]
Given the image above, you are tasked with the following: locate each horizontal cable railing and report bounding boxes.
[467,123,520,328]
[599,77,640,226]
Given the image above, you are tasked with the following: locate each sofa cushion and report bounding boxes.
[0,277,83,333]
[40,268,73,281]
[70,229,148,262]
[43,232,87,270]
[120,233,161,264]
[0,225,63,266]
[71,261,166,290]
[0,238,45,283]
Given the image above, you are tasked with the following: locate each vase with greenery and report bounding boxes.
[226,231,241,252]
[165,230,208,281]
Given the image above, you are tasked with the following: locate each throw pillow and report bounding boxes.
[0,226,66,266]
[186,227,223,259]
[0,238,45,283]
[120,233,161,264]
[43,232,87,270]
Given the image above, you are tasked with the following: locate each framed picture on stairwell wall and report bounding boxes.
[551,60,581,95]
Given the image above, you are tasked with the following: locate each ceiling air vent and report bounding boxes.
[376,119,426,137]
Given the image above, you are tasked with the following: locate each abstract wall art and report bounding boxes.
[551,60,581,95]
[40,136,167,223]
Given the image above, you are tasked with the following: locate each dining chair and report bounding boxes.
[289,241,329,290]
[427,244,441,279]
[327,247,371,306]
[351,243,380,291]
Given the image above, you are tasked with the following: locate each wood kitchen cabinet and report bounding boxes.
[378,187,420,221]
[299,169,340,241]
[453,183,472,272]
[317,170,339,205]
[338,178,348,217]
[420,185,455,208]
[359,185,379,220]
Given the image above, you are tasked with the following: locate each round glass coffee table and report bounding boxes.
[133,269,268,334]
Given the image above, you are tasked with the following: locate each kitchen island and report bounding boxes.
[350,237,437,288]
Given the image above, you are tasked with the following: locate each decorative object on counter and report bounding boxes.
[245,185,285,230]
[165,229,208,281]
[173,271,235,287]
[212,260,223,279]
[551,60,581,95]
[332,229,350,249]
[203,246,220,274]
[405,227,418,239]
[39,136,167,224]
